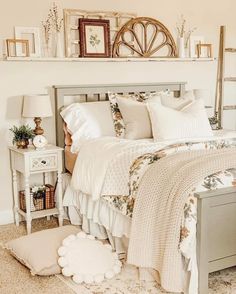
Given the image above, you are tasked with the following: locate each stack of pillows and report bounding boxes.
[60,90,213,153]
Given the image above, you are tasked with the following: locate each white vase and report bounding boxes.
[55,32,64,58]
[184,47,190,58]
[43,42,50,57]
[177,37,185,58]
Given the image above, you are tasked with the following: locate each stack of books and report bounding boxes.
[19,184,55,212]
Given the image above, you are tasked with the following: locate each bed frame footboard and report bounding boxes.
[195,187,236,294]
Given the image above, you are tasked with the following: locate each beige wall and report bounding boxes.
[0,0,236,222]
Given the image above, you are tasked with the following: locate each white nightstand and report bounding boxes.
[9,144,64,234]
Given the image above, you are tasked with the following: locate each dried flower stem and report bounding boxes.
[176,15,186,38]
[48,2,63,33]
[185,27,197,48]
[42,19,51,45]
[176,15,197,48]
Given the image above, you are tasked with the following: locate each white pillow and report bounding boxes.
[147,99,213,141]
[116,97,152,139]
[108,91,194,140]
[5,225,79,276]
[108,92,164,139]
[58,231,122,284]
[115,91,194,140]
[160,91,195,110]
[60,101,115,152]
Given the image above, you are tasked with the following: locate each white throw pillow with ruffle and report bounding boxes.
[58,231,122,284]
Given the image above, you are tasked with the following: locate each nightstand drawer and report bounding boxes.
[30,153,58,171]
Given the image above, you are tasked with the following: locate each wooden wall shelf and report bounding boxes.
[2,57,216,63]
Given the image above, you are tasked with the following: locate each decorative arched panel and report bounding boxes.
[112,17,177,58]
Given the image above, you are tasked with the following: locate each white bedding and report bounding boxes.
[65,130,236,294]
[71,137,165,199]
[71,130,236,200]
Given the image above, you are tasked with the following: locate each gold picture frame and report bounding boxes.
[190,36,204,58]
[197,43,213,58]
[6,39,30,57]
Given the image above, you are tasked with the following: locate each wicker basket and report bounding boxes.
[19,184,55,212]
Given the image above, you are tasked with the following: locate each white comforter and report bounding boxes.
[71,137,166,199]
[71,131,236,200]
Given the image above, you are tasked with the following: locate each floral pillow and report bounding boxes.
[108,92,126,138]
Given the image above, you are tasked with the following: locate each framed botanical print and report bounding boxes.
[79,19,111,58]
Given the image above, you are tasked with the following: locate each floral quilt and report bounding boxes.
[102,138,236,245]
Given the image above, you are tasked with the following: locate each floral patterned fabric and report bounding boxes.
[100,138,236,293]
[102,139,236,218]
[108,92,126,138]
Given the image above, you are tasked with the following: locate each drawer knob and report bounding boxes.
[41,160,47,165]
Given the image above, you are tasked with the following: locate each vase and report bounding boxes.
[43,42,50,57]
[177,37,185,58]
[54,32,64,58]
[184,47,190,58]
[16,139,29,149]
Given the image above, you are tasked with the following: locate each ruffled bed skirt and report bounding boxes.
[63,173,130,255]
[61,173,190,293]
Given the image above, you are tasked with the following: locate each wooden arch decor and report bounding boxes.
[112,17,177,58]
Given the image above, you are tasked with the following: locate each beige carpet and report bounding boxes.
[0,218,74,294]
[0,218,236,294]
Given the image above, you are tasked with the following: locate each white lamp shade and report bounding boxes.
[22,95,53,118]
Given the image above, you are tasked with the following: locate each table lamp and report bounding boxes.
[22,95,53,149]
[22,94,53,135]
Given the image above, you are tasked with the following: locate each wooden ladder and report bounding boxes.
[213,26,236,129]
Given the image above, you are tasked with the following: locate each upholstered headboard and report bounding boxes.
[52,82,186,149]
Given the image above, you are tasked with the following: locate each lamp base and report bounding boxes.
[34,117,44,135]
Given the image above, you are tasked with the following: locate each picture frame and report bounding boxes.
[15,27,41,57]
[63,9,136,57]
[79,19,111,58]
[190,36,204,58]
[197,43,213,58]
[6,39,30,57]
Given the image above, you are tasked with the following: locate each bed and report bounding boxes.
[52,83,236,294]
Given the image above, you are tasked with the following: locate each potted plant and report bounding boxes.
[10,125,35,149]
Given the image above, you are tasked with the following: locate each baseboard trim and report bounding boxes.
[0,210,14,225]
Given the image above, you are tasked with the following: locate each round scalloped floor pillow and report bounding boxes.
[58,231,122,284]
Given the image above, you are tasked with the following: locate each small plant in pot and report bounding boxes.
[10,125,35,149]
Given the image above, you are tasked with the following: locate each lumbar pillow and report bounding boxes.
[58,231,122,284]
[147,99,213,141]
[5,225,79,275]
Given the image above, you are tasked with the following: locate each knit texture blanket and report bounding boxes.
[127,147,236,293]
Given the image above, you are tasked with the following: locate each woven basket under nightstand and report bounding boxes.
[19,184,55,212]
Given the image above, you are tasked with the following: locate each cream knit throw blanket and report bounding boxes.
[128,147,236,293]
